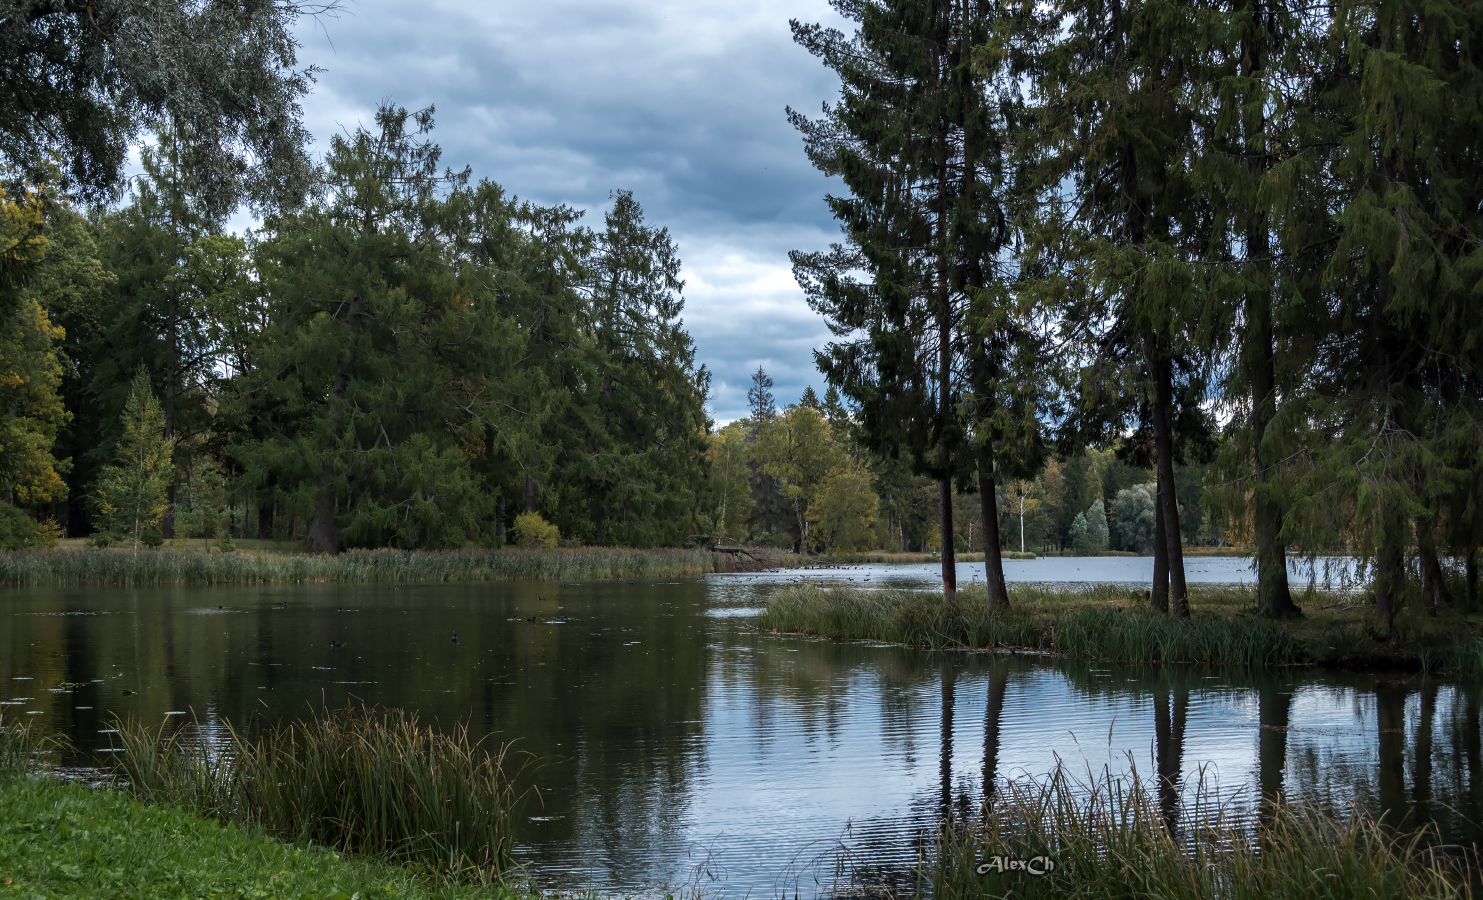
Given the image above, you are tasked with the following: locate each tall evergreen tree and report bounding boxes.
[1016,0,1207,615]
[229,106,525,552]
[793,0,1028,602]
[93,368,172,550]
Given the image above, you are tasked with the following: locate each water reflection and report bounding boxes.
[0,573,1476,897]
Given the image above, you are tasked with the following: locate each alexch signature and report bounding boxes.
[976,855,1057,876]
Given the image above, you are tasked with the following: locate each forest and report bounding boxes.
[0,0,1479,628]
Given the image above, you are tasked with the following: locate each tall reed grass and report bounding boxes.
[0,708,66,774]
[759,584,1311,666]
[1447,635,1483,676]
[110,705,528,878]
[0,545,745,588]
[927,765,1473,900]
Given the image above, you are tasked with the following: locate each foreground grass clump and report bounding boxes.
[112,705,527,879]
[759,582,1482,669]
[0,775,524,900]
[0,544,748,587]
[927,767,1474,900]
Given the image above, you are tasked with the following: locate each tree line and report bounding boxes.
[1,107,710,552]
[787,0,1483,623]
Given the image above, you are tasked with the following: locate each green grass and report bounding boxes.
[926,765,1473,900]
[110,705,527,879]
[0,545,765,587]
[759,583,1483,670]
[0,774,526,900]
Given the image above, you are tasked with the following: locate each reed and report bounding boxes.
[0,708,66,774]
[926,765,1473,900]
[0,545,749,587]
[1055,606,1307,667]
[110,705,529,879]
[1447,635,1483,676]
[760,584,1310,666]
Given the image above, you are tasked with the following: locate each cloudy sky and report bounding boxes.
[286,0,852,423]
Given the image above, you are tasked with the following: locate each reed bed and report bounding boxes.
[926,766,1473,900]
[0,545,744,587]
[759,584,1311,666]
[0,708,66,774]
[110,705,529,879]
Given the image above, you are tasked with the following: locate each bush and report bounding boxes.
[0,505,40,550]
[33,516,62,548]
[90,531,118,548]
[508,512,559,550]
[140,526,164,547]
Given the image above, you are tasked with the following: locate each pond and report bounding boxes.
[1,557,1472,898]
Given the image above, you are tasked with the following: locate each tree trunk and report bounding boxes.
[1152,479,1169,613]
[257,504,272,541]
[1241,7,1299,621]
[495,495,506,545]
[1150,353,1188,617]
[979,452,1009,608]
[1251,306,1298,617]
[524,475,536,514]
[794,496,808,556]
[940,478,957,603]
[1416,520,1450,616]
[1373,500,1407,629]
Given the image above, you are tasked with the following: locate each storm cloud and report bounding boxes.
[293,0,852,422]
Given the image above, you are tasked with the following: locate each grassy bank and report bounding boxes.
[0,775,524,900]
[0,545,772,588]
[925,766,1473,900]
[759,583,1483,671]
[0,706,530,898]
[111,705,526,878]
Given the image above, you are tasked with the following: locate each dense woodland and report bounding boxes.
[784,0,1482,622]
[0,0,1479,626]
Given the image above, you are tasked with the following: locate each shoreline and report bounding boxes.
[757,582,1483,674]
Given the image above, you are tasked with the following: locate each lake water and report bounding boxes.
[1,556,1472,898]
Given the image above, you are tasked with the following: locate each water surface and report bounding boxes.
[0,557,1471,897]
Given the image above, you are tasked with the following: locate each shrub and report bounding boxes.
[140,526,164,547]
[0,505,45,550]
[33,516,62,548]
[508,512,559,550]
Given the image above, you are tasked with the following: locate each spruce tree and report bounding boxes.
[792,0,1033,602]
[230,106,525,552]
[1016,0,1207,615]
[94,369,172,550]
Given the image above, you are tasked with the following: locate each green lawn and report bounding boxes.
[0,776,522,900]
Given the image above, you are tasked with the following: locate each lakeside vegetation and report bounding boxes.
[0,706,532,898]
[0,545,777,588]
[0,775,525,900]
[112,706,525,879]
[760,583,1483,672]
[924,766,1474,900]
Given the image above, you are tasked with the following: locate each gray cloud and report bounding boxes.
[293,0,852,421]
